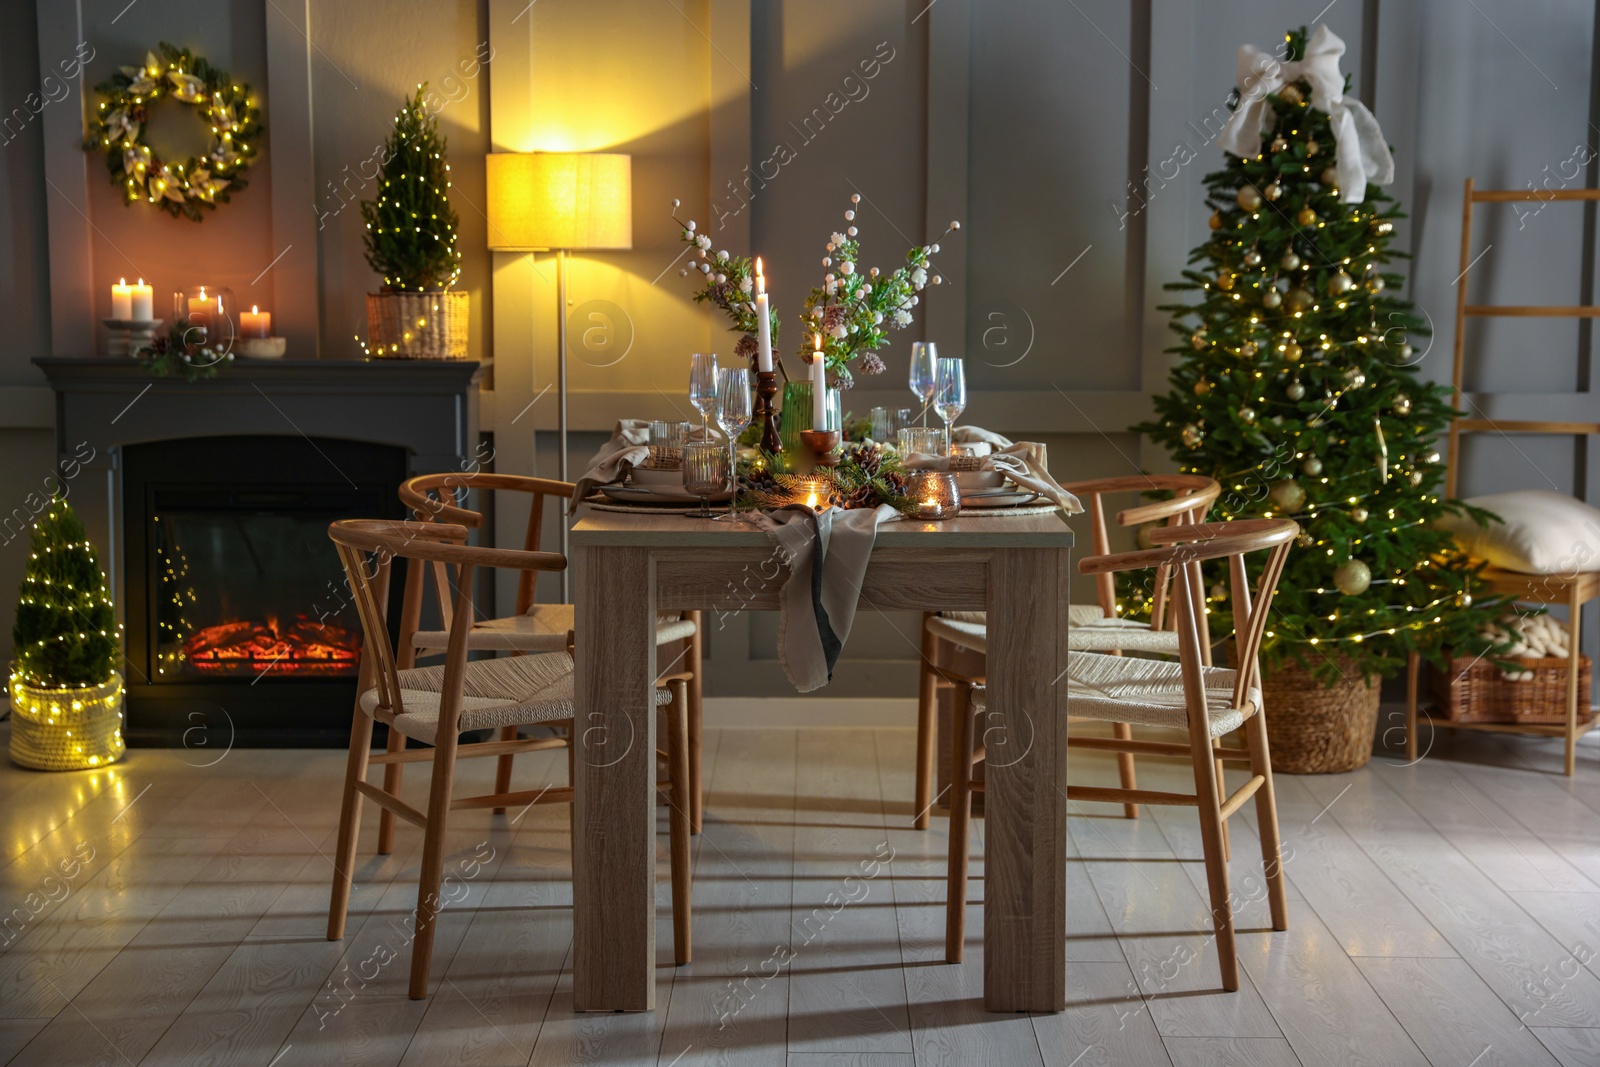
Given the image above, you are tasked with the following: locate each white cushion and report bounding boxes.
[413,604,696,654]
[925,606,1181,655]
[1435,489,1600,575]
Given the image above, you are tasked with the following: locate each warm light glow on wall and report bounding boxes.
[485,153,632,251]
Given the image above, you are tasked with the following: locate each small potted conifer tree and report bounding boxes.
[361,86,466,358]
[9,498,125,770]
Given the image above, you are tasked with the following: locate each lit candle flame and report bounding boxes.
[806,491,819,510]
[755,257,765,294]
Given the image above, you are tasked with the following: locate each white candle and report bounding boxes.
[188,287,212,333]
[130,278,153,321]
[111,278,131,321]
[754,258,773,374]
[240,305,271,338]
[811,334,827,431]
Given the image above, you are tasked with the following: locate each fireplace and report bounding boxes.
[122,435,407,746]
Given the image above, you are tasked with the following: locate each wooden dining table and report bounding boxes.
[569,507,1073,1013]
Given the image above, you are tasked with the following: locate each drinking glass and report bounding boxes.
[650,420,685,448]
[934,357,967,454]
[716,368,753,502]
[689,353,719,437]
[909,342,938,426]
[870,406,892,442]
[895,408,914,436]
[682,441,728,518]
[901,427,946,457]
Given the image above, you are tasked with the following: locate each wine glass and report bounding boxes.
[716,368,753,503]
[934,357,966,454]
[689,353,719,438]
[909,342,938,427]
[683,441,728,519]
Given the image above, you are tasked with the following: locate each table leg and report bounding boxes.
[1566,587,1581,778]
[572,545,658,1011]
[982,546,1068,1012]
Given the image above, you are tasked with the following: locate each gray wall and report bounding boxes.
[6,0,1599,695]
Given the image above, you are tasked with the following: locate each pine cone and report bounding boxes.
[881,471,908,498]
[847,445,881,476]
[822,304,849,333]
[841,483,880,510]
[734,334,759,363]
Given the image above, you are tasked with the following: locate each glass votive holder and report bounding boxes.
[896,408,914,434]
[900,427,946,457]
[174,285,236,356]
[791,474,832,512]
[869,407,892,442]
[907,471,961,521]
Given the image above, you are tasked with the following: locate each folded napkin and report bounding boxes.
[571,419,720,511]
[906,440,1082,514]
[951,425,1013,454]
[754,503,900,692]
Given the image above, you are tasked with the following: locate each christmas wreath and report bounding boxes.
[85,42,261,221]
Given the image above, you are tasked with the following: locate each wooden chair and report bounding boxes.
[325,519,693,999]
[913,475,1221,828]
[1403,178,1600,775]
[397,472,707,831]
[943,517,1296,992]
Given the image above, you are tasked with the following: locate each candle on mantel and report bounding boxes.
[188,287,214,333]
[240,305,272,338]
[754,258,773,373]
[811,333,828,431]
[130,278,153,321]
[111,279,131,321]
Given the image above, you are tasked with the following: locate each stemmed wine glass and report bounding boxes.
[934,356,966,454]
[909,342,938,427]
[689,353,719,438]
[716,368,753,505]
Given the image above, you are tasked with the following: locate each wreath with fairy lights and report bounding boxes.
[84,42,261,222]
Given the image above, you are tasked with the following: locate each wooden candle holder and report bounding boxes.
[799,429,841,467]
[754,370,782,453]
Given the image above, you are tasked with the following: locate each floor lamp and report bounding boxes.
[486,152,632,596]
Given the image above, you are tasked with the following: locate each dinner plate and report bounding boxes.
[959,488,1039,508]
[955,470,1006,491]
[601,483,732,504]
[629,466,683,487]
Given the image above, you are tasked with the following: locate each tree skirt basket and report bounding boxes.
[365,290,469,359]
[1427,653,1591,724]
[9,672,125,771]
[1259,656,1380,773]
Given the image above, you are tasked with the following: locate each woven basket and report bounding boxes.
[1427,653,1591,724]
[1259,655,1380,773]
[9,673,125,771]
[365,290,469,360]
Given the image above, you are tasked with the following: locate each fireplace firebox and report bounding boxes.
[122,436,407,746]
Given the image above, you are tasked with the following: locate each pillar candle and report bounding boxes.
[240,305,271,338]
[811,334,827,431]
[754,258,773,374]
[111,279,132,321]
[130,278,153,321]
[188,288,214,334]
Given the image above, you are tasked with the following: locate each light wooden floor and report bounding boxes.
[0,717,1597,1066]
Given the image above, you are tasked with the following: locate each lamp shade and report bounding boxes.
[485,152,632,251]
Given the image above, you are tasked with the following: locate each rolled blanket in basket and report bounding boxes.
[754,503,900,692]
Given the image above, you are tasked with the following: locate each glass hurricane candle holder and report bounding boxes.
[907,471,961,521]
[174,286,236,357]
[791,474,832,512]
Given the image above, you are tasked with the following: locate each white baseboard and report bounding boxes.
[702,697,917,729]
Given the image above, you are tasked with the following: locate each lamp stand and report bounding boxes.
[556,247,570,602]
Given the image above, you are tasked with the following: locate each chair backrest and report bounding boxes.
[327,519,567,728]
[1081,517,1297,713]
[398,473,576,656]
[1063,475,1222,654]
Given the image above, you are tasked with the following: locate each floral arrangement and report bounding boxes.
[136,320,233,380]
[672,201,781,375]
[739,444,911,512]
[85,43,261,221]
[800,195,959,388]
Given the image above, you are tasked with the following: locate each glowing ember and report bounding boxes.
[182,616,361,676]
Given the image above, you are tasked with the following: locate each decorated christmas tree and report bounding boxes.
[12,498,120,689]
[361,86,461,292]
[1136,25,1494,680]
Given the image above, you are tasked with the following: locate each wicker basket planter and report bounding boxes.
[365,290,469,359]
[1259,655,1380,773]
[1427,653,1591,724]
[8,672,125,771]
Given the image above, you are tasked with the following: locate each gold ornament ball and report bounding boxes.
[1191,331,1208,350]
[1278,84,1304,106]
[1286,379,1306,400]
[1269,479,1306,511]
[1297,530,1315,548]
[1351,506,1369,523]
[1264,183,1283,201]
[1372,218,1394,235]
[1263,288,1282,309]
[1210,211,1223,230]
[1297,206,1319,227]
[1217,271,1235,291]
[1283,341,1303,362]
[1320,166,1340,187]
[1410,470,1425,486]
[1271,136,1288,153]
[1366,276,1386,294]
[1346,368,1367,389]
[1303,455,1323,475]
[1424,449,1441,464]
[1334,559,1372,596]
[1459,592,1473,607]
[1280,251,1302,270]
[1237,185,1263,211]
[1243,249,1263,267]
[1238,406,1257,425]
[1180,423,1204,448]
[1328,270,1355,296]
[1306,139,1321,157]
[1393,393,1412,415]
[1241,340,1258,357]
[1396,342,1414,362]
[1285,288,1314,313]
[1194,379,1211,396]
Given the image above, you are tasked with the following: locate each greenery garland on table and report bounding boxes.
[135,319,233,381]
[84,43,262,222]
[739,444,913,512]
